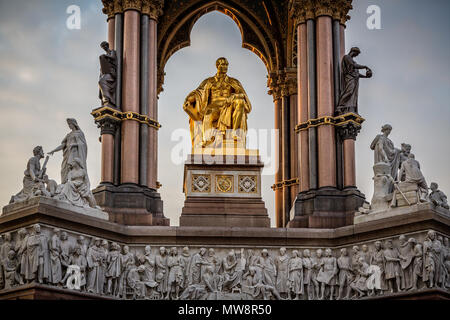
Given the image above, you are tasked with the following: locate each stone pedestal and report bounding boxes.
[288,187,365,228]
[180,153,270,228]
[93,184,169,226]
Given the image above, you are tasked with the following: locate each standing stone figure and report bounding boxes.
[188,248,209,285]
[336,47,372,115]
[383,240,403,293]
[106,242,122,296]
[167,247,185,300]
[256,249,277,287]
[287,250,303,300]
[423,230,442,288]
[10,146,47,204]
[63,244,87,291]
[311,249,323,299]
[398,235,415,290]
[118,245,135,297]
[155,247,168,297]
[15,228,28,285]
[86,238,103,294]
[49,228,62,285]
[25,225,50,284]
[429,183,449,210]
[317,249,338,300]
[370,241,387,294]
[337,248,353,300]
[180,247,191,289]
[399,143,412,181]
[275,247,289,297]
[48,118,89,186]
[60,232,71,280]
[0,233,13,289]
[302,249,314,300]
[98,41,117,108]
[370,124,401,181]
[411,242,423,291]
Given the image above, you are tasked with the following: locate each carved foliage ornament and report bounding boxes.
[289,0,353,25]
[102,0,164,19]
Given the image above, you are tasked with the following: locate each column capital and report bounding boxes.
[267,73,281,101]
[289,0,353,25]
[102,0,116,20]
[336,122,361,140]
[101,0,165,18]
[142,0,164,20]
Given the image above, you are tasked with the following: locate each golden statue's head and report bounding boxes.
[216,57,229,75]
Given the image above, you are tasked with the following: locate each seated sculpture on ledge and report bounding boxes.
[183,57,252,151]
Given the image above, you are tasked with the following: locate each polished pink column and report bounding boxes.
[298,23,310,192]
[274,98,283,228]
[147,18,158,189]
[343,139,356,187]
[290,93,299,201]
[107,17,115,50]
[101,134,114,183]
[121,10,140,184]
[316,16,336,188]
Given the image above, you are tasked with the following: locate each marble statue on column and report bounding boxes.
[183,57,252,149]
[98,41,117,108]
[336,47,372,115]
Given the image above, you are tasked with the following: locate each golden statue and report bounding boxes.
[183,57,252,151]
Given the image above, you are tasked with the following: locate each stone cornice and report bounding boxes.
[101,0,164,19]
[289,0,353,25]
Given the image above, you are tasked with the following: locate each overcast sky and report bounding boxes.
[0,0,448,227]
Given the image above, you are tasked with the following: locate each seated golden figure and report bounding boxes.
[183,57,252,150]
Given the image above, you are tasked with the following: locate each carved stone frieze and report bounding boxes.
[1,224,448,300]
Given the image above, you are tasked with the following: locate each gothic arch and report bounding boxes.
[157,0,288,93]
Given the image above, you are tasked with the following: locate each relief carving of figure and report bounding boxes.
[62,244,87,291]
[337,248,353,300]
[317,249,338,300]
[398,235,415,290]
[86,238,103,294]
[370,241,387,294]
[105,242,121,296]
[167,247,185,300]
[350,257,371,298]
[256,249,276,287]
[15,228,28,285]
[60,232,71,279]
[24,225,50,284]
[287,250,303,300]
[383,240,403,293]
[302,249,315,300]
[188,248,209,285]
[180,247,191,289]
[155,247,168,297]
[422,231,442,288]
[118,245,135,298]
[49,228,62,285]
[275,247,289,297]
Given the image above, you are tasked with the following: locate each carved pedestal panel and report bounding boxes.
[180,153,270,228]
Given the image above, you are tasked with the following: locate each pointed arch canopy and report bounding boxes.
[157,0,287,93]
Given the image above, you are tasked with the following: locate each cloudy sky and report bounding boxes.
[0,0,448,226]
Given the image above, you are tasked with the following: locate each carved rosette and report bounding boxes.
[289,0,353,25]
